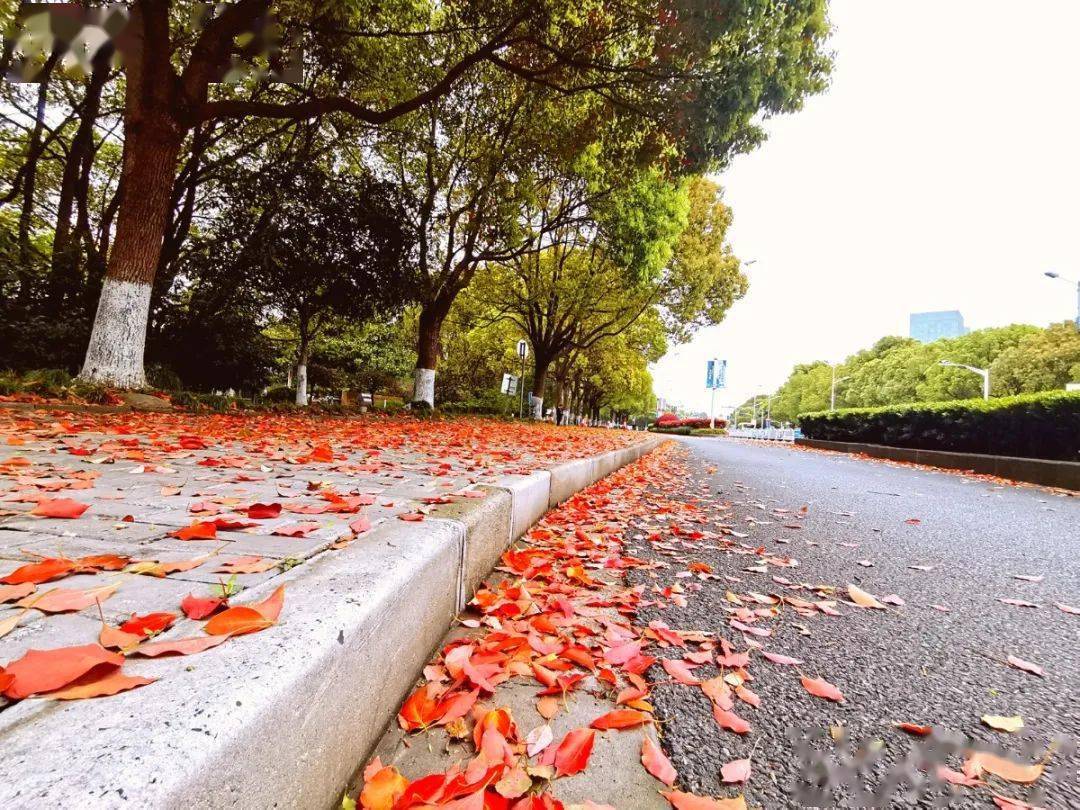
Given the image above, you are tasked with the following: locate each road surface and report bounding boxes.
[629,437,1079,809]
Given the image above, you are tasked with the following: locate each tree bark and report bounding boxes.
[530,354,551,419]
[412,300,450,406]
[79,119,184,386]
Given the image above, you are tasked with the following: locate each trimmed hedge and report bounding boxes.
[799,391,1080,461]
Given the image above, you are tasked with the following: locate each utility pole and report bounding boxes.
[830,365,850,411]
[517,340,529,418]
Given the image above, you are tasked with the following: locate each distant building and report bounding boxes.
[910,310,970,343]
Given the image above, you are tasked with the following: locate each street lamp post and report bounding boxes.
[939,360,990,400]
[830,365,850,411]
[1044,271,1080,329]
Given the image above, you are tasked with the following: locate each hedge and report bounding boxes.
[798,391,1080,461]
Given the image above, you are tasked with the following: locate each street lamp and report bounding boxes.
[516,339,529,418]
[830,365,850,411]
[939,360,990,400]
[1044,271,1080,329]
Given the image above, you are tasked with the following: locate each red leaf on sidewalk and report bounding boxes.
[662,790,747,809]
[2,557,75,585]
[30,498,90,519]
[1,643,123,699]
[170,521,218,541]
[553,728,595,776]
[641,736,677,786]
[246,502,282,519]
[181,592,227,619]
[590,709,649,730]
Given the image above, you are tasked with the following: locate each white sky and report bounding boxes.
[651,0,1080,416]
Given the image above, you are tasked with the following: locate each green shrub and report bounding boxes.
[690,428,727,436]
[263,385,296,403]
[648,426,693,435]
[799,391,1080,461]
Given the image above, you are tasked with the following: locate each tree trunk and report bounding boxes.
[78,118,184,387]
[49,57,109,312]
[295,360,309,406]
[413,302,448,406]
[530,354,551,419]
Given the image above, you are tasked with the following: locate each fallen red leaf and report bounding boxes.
[662,790,747,809]
[1,557,75,585]
[131,634,230,657]
[170,521,218,541]
[30,498,90,519]
[641,735,677,786]
[590,709,650,730]
[720,758,751,784]
[800,675,844,703]
[181,592,227,620]
[1,643,123,699]
[120,612,177,637]
[246,502,283,519]
[553,727,595,776]
[46,668,155,700]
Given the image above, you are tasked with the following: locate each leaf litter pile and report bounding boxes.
[0,410,647,704]
[357,443,1068,810]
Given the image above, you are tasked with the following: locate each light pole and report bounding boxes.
[1044,271,1080,329]
[516,339,529,418]
[939,360,990,400]
[830,365,850,411]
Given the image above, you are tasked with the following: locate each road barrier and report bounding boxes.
[727,427,798,442]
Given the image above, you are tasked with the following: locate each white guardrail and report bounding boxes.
[727,427,799,442]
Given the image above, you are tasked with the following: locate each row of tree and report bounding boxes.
[737,322,1080,424]
[1,0,833,411]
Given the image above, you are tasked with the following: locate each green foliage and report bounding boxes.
[761,324,1069,424]
[263,385,297,404]
[690,428,727,436]
[799,391,1080,461]
[991,322,1080,395]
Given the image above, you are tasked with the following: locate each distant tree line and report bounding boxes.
[735,322,1080,425]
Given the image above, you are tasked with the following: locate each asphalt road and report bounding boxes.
[628,438,1080,809]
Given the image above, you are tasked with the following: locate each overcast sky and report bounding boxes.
[651,0,1080,416]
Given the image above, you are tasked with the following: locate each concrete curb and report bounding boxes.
[796,438,1080,491]
[0,435,666,809]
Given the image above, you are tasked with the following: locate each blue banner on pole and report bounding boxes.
[706,360,715,389]
[706,359,727,390]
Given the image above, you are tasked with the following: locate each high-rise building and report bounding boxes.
[909,310,970,343]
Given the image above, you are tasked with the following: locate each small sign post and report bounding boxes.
[516,340,529,418]
[706,359,727,429]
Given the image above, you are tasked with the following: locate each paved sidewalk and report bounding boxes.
[0,409,656,807]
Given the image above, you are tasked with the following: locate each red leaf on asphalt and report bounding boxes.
[246,502,282,519]
[590,709,649,730]
[992,795,1045,810]
[120,612,177,637]
[701,676,734,710]
[712,705,751,734]
[662,790,747,809]
[936,765,982,787]
[1,557,75,585]
[761,651,803,666]
[349,514,372,534]
[998,598,1039,608]
[132,634,230,657]
[30,498,90,519]
[1,643,123,699]
[310,444,335,462]
[720,758,752,784]
[801,675,844,703]
[398,684,441,731]
[1056,602,1079,615]
[1006,655,1044,677]
[641,736,677,786]
[46,668,155,700]
[553,728,595,776]
[662,658,701,685]
[359,763,408,810]
[894,722,932,736]
[170,521,218,541]
[181,592,226,620]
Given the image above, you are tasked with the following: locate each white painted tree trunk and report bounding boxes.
[530,395,544,419]
[295,363,308,406]
[412,367,435,407]
[77,278,152,388]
